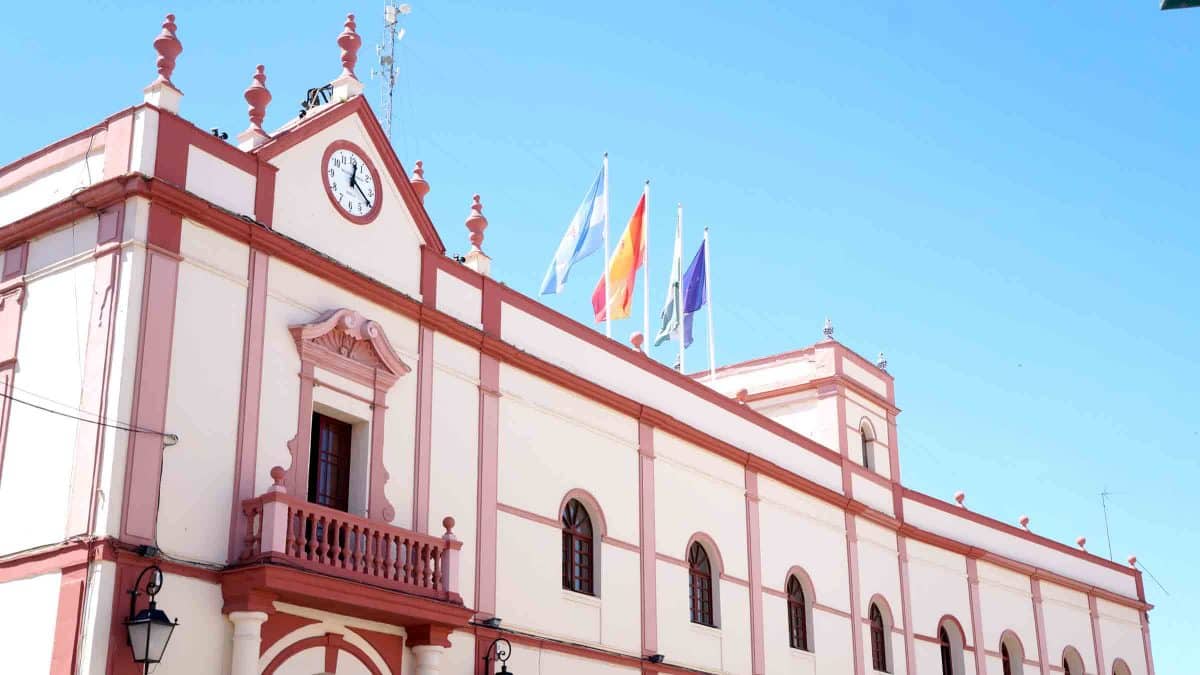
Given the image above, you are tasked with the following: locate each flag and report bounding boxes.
[653,214,683,346]
[540,165,607,295]
[680,239,708,348]
[591,194,646,321]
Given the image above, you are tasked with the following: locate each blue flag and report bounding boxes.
[681,239,707,348]
[540,165,607,295]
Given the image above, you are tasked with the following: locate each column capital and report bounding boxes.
[407,623,453,648]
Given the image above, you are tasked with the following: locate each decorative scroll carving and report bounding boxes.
[290,308,410,391]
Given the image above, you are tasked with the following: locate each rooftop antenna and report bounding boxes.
[1100,488,1115,561]
[372,2,411,140]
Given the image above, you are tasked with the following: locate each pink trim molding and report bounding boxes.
[1031,578,1051,675]
[228,249,270,560]
[0,243,28,482]
[1087,595,1106,675]
[411,325,434,532]
[743,468,766,674]
[846,513,865,675]
[637,419,658,657]
[897,536,917,675]
[967,558,988,675]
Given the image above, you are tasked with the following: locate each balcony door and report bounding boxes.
[309,412,353,512]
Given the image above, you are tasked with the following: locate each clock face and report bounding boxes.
[321,141,381,224]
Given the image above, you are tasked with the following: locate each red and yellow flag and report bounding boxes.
[591,194,646,322]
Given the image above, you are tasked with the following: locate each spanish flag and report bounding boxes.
[591,193,647,322]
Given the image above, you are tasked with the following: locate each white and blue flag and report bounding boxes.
[540,164,607,295]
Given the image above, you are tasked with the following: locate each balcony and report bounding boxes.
[237,470,463,605]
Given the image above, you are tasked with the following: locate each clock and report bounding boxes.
[321,140,382,224]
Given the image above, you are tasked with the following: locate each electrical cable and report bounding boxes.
[0,389,177,445]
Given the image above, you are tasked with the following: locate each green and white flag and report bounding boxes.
[654,206,684,349]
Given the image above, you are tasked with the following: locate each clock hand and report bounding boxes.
[349,162,358,188]
[354,182,372,208]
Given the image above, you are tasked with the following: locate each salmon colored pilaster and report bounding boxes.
[286,361,316,495]
[1031,578,1050,675]
[744,468,766,674]
[1088,594,1106,675]
[896,536,917,675]
[888,411,904,518]
[369,384,393,521]
[102,112,134,179]
[0,242,28,482]
[1141,609,1155,675]
[966,557,988,675]
[50,563,88,673]
[474,281,502,618]
[637,420,658,656]
[411,325,434,533]
[121,203,181,545]
[228,249,270,560]
[67,204,127,536]
[845,513,865,675]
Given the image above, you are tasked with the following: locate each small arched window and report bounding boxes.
[869,603,890,672]
[1001,641,1012,675]
[939,627,953,675]
[787,575,810,651]
[999,632,1025,675]
[937,619,966,675]
[1062,647,1085,675]
[688,542,715,627]
[860,419,876,471]
[1112,658,1132,675]
[561,499,594,595]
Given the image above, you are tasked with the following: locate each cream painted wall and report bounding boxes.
[184,148,256,218]
[1040,582,1098,675]
[842,358,888,398]
[268,115,425,298]
[757,475,851,614]
[436,270,481,328]
[905,539,972,640]
[975,561,1038,661]
[156,221,248,564]
[0,571,61,674]
[1097,599,1148,675]
[0,243,94,553]
[0,150,105,225]
[147,574,232,675]
[655,559,724,672]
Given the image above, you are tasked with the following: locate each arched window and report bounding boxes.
[688,542,715,627]
[869,602,890,672]
[860,419,876,471]
[999,631,1025,675]
[1112,658,1132,675]
[1062,647,1085,675]
[787,575,810,651]
[937,618,966,675]
[561,499,594,595]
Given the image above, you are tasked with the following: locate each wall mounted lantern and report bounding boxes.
[124,565,179,673]
[482,637,514,674]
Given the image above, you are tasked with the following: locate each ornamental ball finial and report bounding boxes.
[630,332,645,352]
[270,465,285,485]
[411,160,430,202]
[1127,555,1138,568]
[736,388,749,404]
[1076,536,1087,551]
[877,351,888,370]
[1019,515,1030,530]
[465,193,488,249]
[151,13,184,88]
[954,491,966,507]
[337,13,362,80]
[823,317,834,342]
[442,516,456,534]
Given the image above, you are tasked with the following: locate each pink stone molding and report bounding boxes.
[263,633,383,675]
[0,243,28,482]
[150,14,183,89]
[410,325,435,533]
[49,563,88,673]
[637,419,658,657]
[1087,594,1106,675]
[845,513,865,675]
[120,203,182,545]
[474,351,501,619]
[227,249,270,561]
[1031,578,1051,675]
[966,558,988,675]
[743,468,766,675]
[337,14,362,80]
[410,160,430,203]
[896,536,917,675]
[284,308,411,522]
[559,487,609,538]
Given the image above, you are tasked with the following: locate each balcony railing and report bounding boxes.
[239,469,462,603]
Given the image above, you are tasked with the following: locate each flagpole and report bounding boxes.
[703,227,716,380]
[642,181,650,344]
[676,203,685,373]
[602,153,611,338]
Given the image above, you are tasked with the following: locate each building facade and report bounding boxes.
[0,14,1155,675]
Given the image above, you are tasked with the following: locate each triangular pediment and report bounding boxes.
[290,308,411,390]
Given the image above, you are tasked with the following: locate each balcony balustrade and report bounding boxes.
[239,467,462,603]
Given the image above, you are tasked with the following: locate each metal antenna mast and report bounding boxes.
[1100,488,1114,561]
[373,2,411,140]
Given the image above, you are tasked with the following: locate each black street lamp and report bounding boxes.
[482,637,514,674]
[124,565,179,674]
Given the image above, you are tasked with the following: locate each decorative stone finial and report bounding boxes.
[1076,536,1087,551]
[443,516,456,534]
[1018,515,1030,531]
[144,14,184,112]
[338,13,362,80]
[877,352,888,370]
[269,465,286,493]
[411,160,430,203]
[954,491,966,507]
[630,331,645,352]
[1127,555,1138,568]
[736,388,749,404]
[466,194,488,249]
[152,14,183,87]
[463,194,491,276]
[237,65,272,150]
[823,317,834,342]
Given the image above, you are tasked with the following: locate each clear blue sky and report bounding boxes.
[3,1,1196,671]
